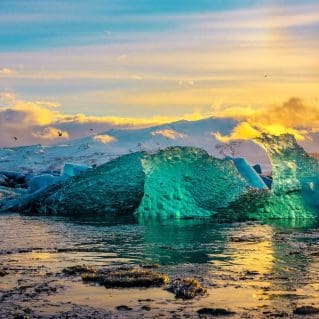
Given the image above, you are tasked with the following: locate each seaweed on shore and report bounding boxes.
[167,278,207,299]
[81,266,169,288]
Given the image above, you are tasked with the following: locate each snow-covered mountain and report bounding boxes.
[0,117,270,174]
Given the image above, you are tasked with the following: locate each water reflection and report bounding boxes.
[28,214,319,271]
[140,218,228,264]
[1,213,319,312]
[224,223,274,274]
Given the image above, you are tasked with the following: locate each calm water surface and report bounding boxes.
[1,213,319,318]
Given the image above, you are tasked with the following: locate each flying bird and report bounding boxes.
[58,131,63,137]
[13,136,18,141]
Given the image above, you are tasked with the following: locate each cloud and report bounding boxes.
[0,91,202,147]
[213,122,259,143]
[93,134,117,144]
[0,91,318,149]
[0,68,13,76]
[194,4,319,31]
[0,92,16,104]
[32,127,69,140]
[0,92,61,127]
[0,2,318,121]
[214,98,318,142]
[151,129,186,140]
[117,54,128,61]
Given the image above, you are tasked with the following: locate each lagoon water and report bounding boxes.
[1,213,319,318]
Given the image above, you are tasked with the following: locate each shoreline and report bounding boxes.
[1,214,319,318]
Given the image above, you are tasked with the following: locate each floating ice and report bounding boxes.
[0,170,25,182]
[137,148,248,219]
[0,174,7,185]
[61,163,91,177]
[256,134,319,196]
[224,134,319,219]
[226,157,268,190]
[3,133,319,220]
[16,152,145,215]
[28,174,62,193]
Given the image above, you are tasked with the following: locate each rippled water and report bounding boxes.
[1,214,319,318]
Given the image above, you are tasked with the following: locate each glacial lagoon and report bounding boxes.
[1,214,319,318]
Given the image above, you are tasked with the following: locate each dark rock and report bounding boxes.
[23,308,32,314]
[268,312,288,318]
[138,298,154,302]
[116,305,132,311]
[139,263,160,269]
[0,269,8,277]
[243,270,259,276]
[309,251,319,256]
[141,305,151,311]
[261,175,272,189]
[253,164,262,174]
[0,171,25,180]
[0,171,27,189]
[167,278,207,299]
[197,308,235,316]
[230,235,262,243]
[293,306,319,315]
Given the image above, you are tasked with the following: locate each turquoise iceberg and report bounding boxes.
[6,133,319,220]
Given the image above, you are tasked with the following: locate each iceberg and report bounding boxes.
[256,133,319,196]
[16,152,145,215]
[11,148,250,218]
[0,174,8,185]
[61,163,91,177]
[226,157,268,190]
[28,174,63,193]
[223,134,319,220]
[3,133,319,221]
[0,186,28,212]
[137,147,249,219]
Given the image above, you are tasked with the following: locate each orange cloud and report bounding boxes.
[151,129,186,140]
[213,122,259,143]
[0,68,13,76]
[0,92,61,127]
[0,92,318,148]
[93,134,117,144]
[32,127,69,140]
[0,92,203,146]
[214,98,317,142]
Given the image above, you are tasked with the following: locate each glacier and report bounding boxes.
[1,133,319,220]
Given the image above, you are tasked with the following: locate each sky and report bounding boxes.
[0,0,319,147]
